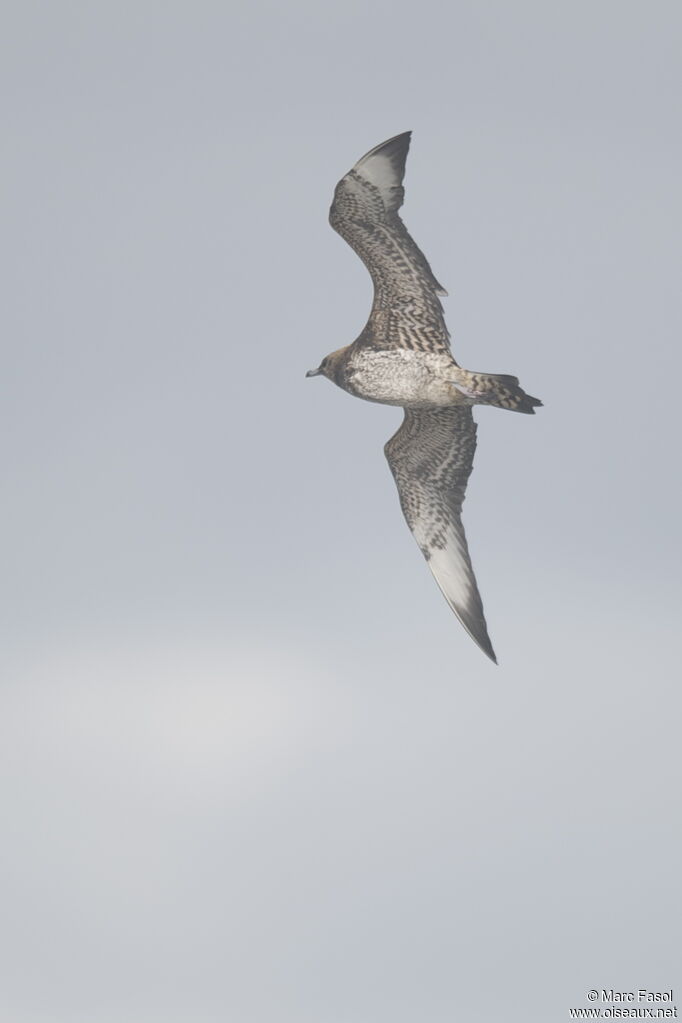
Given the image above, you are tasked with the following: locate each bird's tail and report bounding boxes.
[451,369,543,415]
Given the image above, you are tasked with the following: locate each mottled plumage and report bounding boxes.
[328,133,451,355]
[384,406,493,660]
[308,132,542,663]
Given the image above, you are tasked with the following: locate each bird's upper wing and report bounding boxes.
[329,132,454,357]
[384,406,496,662]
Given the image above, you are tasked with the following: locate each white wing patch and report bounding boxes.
[354,145,404,203]
[421,524,493,662]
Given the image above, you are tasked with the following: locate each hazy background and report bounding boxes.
[2,2,681,1021]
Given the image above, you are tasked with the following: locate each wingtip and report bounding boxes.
[455,603,498,664]
[472,630,498,662]
[354,131,412,179]
[439,583,498,664]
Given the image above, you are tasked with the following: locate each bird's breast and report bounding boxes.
[340,349,462,409]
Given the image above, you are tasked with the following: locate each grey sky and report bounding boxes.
[2,2,681,1021]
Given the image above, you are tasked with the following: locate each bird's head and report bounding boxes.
[305,355,331,379]
[305,347,347,384]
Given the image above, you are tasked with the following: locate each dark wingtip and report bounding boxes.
[356,131,412,179]
[456,606,498,664]
[478,635,498,664]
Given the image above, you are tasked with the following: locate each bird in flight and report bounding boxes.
[307,132,541,663]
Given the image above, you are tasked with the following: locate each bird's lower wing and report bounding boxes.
[384,406,496,662]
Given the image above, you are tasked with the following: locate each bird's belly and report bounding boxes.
[343,349,461,408]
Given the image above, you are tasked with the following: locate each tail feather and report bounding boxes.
[452,370,543,415]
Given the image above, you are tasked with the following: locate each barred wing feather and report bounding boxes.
[384,406,496,662]
[329,132,454,356]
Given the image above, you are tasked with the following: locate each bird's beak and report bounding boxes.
[306,368,321,378]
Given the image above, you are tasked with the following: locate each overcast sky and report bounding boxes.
[2,2,681,1021]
